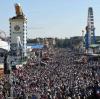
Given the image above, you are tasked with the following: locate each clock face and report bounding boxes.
[14,25,20,31]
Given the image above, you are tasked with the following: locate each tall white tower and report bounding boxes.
[9,3,27,57]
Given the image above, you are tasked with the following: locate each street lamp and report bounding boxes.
[37,38,41,67]
[4,52,13,99]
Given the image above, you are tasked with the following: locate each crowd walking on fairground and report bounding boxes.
[0,48,100,99]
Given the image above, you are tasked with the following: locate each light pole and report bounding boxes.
[82,30,84,47]
[37,38,41,67]
[4,52,13,99]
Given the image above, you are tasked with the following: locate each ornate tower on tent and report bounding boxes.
[9,3,27,57]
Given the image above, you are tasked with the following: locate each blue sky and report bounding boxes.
[0,0,100,38]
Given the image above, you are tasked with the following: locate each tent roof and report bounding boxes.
[0,39,10,51]
[27,44,44,49]
[90,44,100,48]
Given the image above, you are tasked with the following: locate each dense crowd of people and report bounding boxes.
[0,48,100,99]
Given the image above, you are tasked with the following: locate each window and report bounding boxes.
[91,19,94,21]
[91,22,94,24]
[90,16,93,18]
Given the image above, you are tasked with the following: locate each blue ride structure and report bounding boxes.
[84,7,96,50]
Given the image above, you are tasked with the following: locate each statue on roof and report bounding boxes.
[15,3,24,16]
